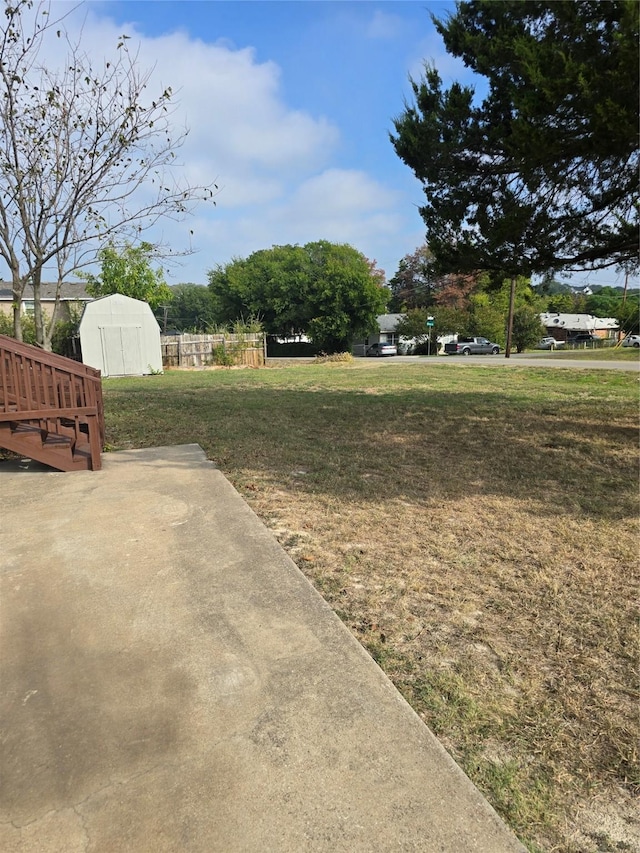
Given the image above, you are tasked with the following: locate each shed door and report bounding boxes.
[99,325,144,376]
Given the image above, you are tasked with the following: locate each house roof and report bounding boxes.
[540,312,619,331]
[376,313,404,332]
[0,281,92,302]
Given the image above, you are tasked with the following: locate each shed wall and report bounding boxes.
[79,295,162,376]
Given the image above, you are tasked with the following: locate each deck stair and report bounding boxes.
[0,335,104,472]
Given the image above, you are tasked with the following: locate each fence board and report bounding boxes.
[161,333,265,368]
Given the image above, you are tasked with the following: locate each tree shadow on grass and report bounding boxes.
[103,383,639,522]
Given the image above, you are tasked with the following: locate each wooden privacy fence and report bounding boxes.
[161,333,266,369]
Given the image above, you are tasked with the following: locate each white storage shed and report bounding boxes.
[79,294,163,377]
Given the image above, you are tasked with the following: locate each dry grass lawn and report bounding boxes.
[102,361,639,852]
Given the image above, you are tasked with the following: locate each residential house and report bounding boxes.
[539,312,619,342]
[353,313,451,355]
[352,314,409,356]
[0,281,93,324]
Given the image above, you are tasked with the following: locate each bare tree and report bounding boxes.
[0,1,216,348]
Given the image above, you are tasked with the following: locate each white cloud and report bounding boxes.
[272,168,403,257]
[286,168,398,217]
[11,4,425,285]
[365,10,404,40]
[211,175,284,210]
[51,10,340,182]
[170,168,421,282]
[141,36,340,176]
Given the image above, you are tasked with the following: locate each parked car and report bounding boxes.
[621,334,640,348]
[366,342,397,357]
[444,336,500,355]
[567,333,599,345]
[536,336,565,350]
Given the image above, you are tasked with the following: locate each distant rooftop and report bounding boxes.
[376,313,405,332]
[0,281,92,301]
[540,312,619,331]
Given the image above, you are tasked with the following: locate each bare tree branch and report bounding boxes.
[0,0,217,346]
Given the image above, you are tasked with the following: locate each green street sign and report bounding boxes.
[426,316,434,327]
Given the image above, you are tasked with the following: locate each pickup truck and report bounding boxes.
[444,337,501,356]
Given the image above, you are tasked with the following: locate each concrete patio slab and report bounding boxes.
[0,445,525,852]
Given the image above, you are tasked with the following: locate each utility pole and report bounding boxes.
[505,276,516,358]
[619,271,629,341]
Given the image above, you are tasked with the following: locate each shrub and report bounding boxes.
[314,351,354,364]
[50,322,80,358]
[211,344,236,367]
[0,312,37,344]
[267,340,320,357]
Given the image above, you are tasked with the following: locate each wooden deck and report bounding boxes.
[0,335,104,472]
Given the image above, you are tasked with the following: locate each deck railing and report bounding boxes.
[0,334,104,471]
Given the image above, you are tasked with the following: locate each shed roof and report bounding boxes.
[79,292,159,321]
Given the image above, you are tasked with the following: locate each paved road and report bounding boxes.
[358,353,640,371]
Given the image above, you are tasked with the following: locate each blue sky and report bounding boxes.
[37,2,638,290]
[79,0,464,285]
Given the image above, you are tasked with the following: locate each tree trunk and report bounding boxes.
[42,275,63,352]
[32,268,46,349]
[11,270,23,341]
[42,302,59,352]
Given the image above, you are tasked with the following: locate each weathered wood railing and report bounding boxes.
[0,334,104,471]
